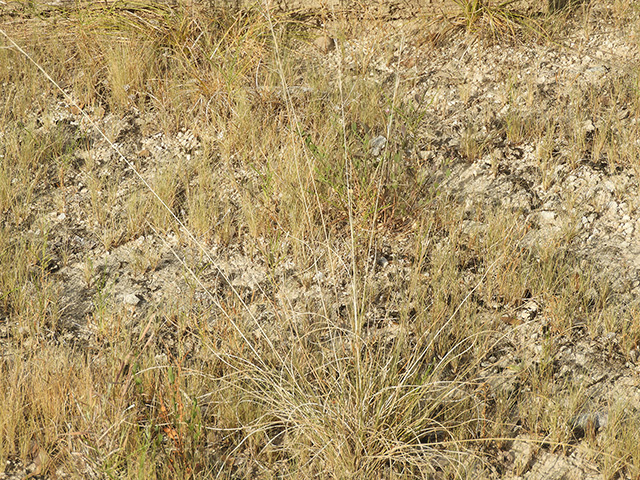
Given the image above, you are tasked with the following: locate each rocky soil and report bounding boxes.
[2,1,640,478]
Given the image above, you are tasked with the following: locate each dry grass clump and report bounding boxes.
[447,0,549,40]
[1,1,640,478]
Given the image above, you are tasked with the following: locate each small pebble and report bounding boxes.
[123,293,141,306]
[314,35,335,54]
[369,135,387,156]
[376,256,389,268]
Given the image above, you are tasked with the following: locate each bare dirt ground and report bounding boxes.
[1,0,640,478]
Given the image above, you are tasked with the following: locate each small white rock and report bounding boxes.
[369,135,387,157]
[123,293,141,306]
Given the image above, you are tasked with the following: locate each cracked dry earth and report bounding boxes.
[3,3,640,479]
